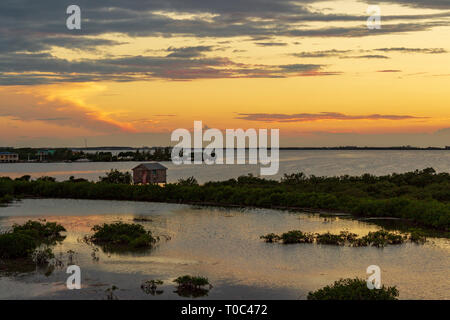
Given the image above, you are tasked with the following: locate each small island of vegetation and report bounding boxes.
[174,275,212,298]
[307,278,399,300]
[261,229,426,247]
[85,222,158,252]
[0,220,66,272]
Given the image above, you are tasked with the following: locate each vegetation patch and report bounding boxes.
[141,279,164,295]
[0,194,13,205]
[315,231,358,245]
[12,220,66,243]
[261,229,423,247]
[357,230,405,247]
[280,230,314,244]
[0,220,66,272]
[87,222,158,251]
[307,278,399,300]
[2,168,450,231]
[174,275,212,298]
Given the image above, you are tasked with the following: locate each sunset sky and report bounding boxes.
[1,0,450,147]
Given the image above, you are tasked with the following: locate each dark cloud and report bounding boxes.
[377,69,402,72]
[255,42,288,47]
[375,47,448,54]
[0,1,448,84]
[0,52,331,85]
[340,54,390,59]
[235,112,426,122]
[166,46,215,58]
[371,0,450,9]
[292,50,352,58]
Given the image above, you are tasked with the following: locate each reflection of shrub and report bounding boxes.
[89,222,157,249]
[105,285,119,300]
[174,275,212,298]
[32,247,55,265]
[141,280,164,295]
[260,233,280,243]
[307,278,399,300]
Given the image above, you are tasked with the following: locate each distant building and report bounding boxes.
[132,163,167,185]
[0,152,19,163]
[37,149,56,161]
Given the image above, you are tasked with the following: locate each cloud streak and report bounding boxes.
[235,112,428,122]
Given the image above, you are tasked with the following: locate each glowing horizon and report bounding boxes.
[1,0,450,147]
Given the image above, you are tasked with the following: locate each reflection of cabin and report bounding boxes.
[0,152,18,163]
[132,163,167,185]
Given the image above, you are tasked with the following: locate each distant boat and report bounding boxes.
[75,158,91,162]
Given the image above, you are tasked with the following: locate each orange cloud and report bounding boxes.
[0,85,136,134]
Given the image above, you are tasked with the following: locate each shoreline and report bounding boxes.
[7,196,450,238]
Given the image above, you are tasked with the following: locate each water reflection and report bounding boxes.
[0,199,448,300]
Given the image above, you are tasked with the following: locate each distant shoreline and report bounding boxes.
[2,146,450,151]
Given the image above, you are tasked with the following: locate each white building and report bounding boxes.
[0,152,19,163]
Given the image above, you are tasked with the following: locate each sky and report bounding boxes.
[1,0,450,147]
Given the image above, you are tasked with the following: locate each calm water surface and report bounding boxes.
[0,199,448,300]
[1,150,450,182]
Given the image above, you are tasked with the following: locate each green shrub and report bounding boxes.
[262,230,410,247]
[89,222,157,249]
[174,275,212,298]
[260,233,280,243]
[280,230,315,244]
[99,170,132,184]
[0,220,65,260]
[0,232,37,259]
[360,230,406,247]
[307,278,399,300]
[2,168,450,231]
[12,220,66,242]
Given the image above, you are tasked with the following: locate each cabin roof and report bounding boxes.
[132,163,167,171]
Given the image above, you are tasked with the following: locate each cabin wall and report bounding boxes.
[133,167,167,184]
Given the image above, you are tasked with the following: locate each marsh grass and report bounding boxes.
[307,278,399,300]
